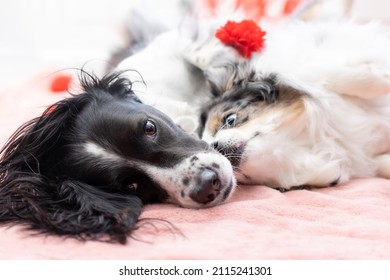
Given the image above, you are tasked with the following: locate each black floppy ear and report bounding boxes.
[0,94,89,235]
[0,176,143,243]
[0,77,144,243]
[0,94,90,176]
[50,180,143,243]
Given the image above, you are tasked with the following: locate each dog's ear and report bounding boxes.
[0,71,138,178]
[0,175,143,243]
[205,61,261,97]
[83,70,141,101]
[52,180,143,243]
[0,90,144,243]
[184,34,247,97]
[204,63,239,97]
[0,94,90,176]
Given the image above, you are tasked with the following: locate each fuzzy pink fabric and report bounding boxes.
[1,76,390,259]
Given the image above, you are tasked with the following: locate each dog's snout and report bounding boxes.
[211,141,228,156]
[210,141,245,168]
[200,140,209,149]
[190,169,221,204]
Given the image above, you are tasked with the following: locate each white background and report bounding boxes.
[0,0,389,90]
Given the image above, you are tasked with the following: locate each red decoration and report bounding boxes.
[205,0,266,21]
[215,20,266,59]
[283,0,302,15]
[44,105,57,115]
[235,0,266,21]
[50,74,72,93]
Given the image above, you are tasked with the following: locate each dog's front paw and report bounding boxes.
[327,61,390,99]
[375,154,390,179]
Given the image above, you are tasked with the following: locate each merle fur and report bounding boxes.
[198,73,279,137]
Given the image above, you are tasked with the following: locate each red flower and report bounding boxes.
[215,20,266,59]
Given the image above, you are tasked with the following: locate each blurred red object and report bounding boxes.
[203,0,305,20]
[50,74,72,93]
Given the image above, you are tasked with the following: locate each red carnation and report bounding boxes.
[215,20,266,59]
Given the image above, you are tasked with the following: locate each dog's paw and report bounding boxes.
[184,34,217,70]
[375,154,390,179]
[356,61,390,97]
[184,32,243,72]
[327,61,390,99]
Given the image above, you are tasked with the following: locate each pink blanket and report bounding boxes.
[1,76,390,259]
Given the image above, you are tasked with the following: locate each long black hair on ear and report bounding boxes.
[0,71,145,244]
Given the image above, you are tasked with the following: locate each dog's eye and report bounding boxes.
[224,113,237,128]
[144,120,157,136]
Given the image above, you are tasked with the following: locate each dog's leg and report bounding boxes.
[326,61,390,99]
[184,36,248,96]
[375,154,390,179]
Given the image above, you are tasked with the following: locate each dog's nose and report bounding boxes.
[211,141,220,150]
[190,169,221,204]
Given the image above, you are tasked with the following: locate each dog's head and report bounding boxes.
[0,71,235,243]
[199,64,344,189]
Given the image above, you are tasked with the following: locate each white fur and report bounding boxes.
[254,21,390,99]
[84,142,235,208]
[114,1,248,134]
[145,152,235,208]
[194,20,390,189]
[114,3,390,189]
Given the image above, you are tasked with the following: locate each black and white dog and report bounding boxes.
[0,71,235,243]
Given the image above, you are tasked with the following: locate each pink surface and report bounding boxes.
[1,76,390,259]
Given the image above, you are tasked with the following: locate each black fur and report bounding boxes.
[0,71,208,244]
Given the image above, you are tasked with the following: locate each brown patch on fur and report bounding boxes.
[274,83,306,129]
[231,83,305,132]
[203,74,307,137]
[206,114,222,136]
[278,99,306,129]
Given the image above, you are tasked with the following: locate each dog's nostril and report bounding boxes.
[211,141,219,150]
[208,193,216,201]
[190,169,221,204]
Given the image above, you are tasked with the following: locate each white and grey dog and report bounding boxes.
[113,2,390,190]
[194,21,390,190]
